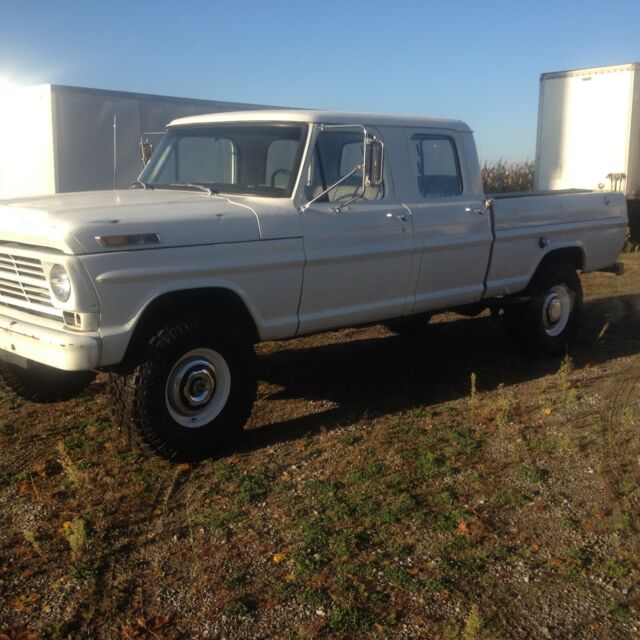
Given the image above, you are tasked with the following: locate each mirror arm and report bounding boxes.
[332,182,366,213]
[299,162,363,212]
[298,124,382,213]
[332,135,383,212]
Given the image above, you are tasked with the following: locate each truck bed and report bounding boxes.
[483,190,627,298]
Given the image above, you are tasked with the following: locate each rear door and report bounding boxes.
[297,126,415,334]
[402,128,493,311]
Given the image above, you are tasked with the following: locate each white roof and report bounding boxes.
[169,109,471,132]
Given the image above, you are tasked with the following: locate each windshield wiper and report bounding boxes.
[168,183,219,196]
[130,180,154,190]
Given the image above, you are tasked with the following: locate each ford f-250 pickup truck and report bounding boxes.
[0,110,627,458]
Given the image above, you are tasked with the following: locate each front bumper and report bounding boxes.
[0,312,100,371]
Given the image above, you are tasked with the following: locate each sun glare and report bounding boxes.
[0,76,16,93]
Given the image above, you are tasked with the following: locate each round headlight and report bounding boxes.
[49,264,71,302]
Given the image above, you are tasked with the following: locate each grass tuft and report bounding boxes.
[469,372,479,414]
[558,354,576,405]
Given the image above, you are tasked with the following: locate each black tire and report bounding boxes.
[108,312,256,460]
[0,360,95,403]
[503,260,582,356]
[385,314,432,337]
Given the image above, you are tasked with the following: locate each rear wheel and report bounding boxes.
[109,312,256,460]
[503,260,582,356]
[0,360,95,402]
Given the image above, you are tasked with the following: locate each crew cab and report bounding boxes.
[0,110,627,458]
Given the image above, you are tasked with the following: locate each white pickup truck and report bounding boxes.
[0,110,627,458]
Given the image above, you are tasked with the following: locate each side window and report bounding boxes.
[305,130,384,202]
[339,141,364,175]
[409,134,463,197]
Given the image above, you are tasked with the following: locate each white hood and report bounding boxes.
[0,189,263,254]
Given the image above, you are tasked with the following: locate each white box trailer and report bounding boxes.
[535,63,640,238]
[0,84,269,200]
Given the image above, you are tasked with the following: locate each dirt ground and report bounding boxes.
[1,254,639,640]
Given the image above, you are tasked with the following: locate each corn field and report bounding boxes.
[481,160,640,253]
[481,160,535,194]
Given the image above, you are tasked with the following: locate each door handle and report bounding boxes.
[386,212,408,222]
[465,207,488,215]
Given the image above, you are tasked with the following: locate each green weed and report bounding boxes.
[223,600,252,617]
[347,461,386,484]
[63,517,87,563]
[204,508,244,530]
[521,466,550,483]
[495,384,513,428]
[462,603,482,640]
[22,530,44,558]
[0,422,15,436]
[57,442,84,487]
[337,432,361,445]
[328,605,375,634]
[566,546,592,575]
[469,372,479,412]
[558,354,576,405]
[297,588,327,607]
[379,492,416,524]
[609,601,631,622]
[237,473,269,505]
[223,572,247,590]
[601,558,631,578]
[560,518,579,531]
[384,566,419,591]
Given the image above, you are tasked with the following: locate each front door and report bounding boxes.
[297,126,415,334]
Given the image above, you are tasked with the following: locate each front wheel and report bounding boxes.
[109,312,256,460]
[0,360,95,403]
[503,261,582,356]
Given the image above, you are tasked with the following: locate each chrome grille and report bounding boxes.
[0,253,60,318]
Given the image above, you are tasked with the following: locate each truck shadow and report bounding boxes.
[243,293,640,451]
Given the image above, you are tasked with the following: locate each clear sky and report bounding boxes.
[1,0,639,162]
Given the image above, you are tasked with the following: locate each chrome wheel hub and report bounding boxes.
[179,362,216,408]
[546,297,563,324]
[165,348,231,428]
[542,285,572,337]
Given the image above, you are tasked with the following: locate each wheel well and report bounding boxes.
[122,288,259,367]
[530,247,584,285]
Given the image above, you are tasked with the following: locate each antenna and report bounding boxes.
[113,115,117,189]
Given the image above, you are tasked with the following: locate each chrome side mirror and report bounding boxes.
[140,131,166,166]
[365,138,384,187]
[140,137,154,166]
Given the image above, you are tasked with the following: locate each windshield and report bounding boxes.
[139,123,307,198]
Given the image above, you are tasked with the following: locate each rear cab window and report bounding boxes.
[406,132,464,198]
